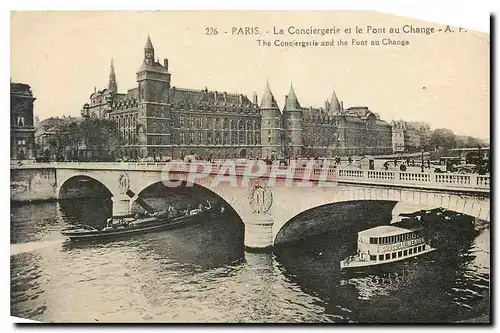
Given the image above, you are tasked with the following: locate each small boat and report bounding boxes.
[61,204,217,241]
[340,224,436,273]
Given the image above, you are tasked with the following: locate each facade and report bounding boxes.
[83,36,261,160]
[391,120,431,153]
[290,87,392,157]
[81,36,406,160]
[35,116,84,161]
[11,82,36,160]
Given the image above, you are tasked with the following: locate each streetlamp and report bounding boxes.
[421,148,425,173]
[477,146,482,174]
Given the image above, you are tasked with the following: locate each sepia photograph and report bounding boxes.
[9,10,490,323]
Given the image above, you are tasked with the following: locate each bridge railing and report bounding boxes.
[33,162,489,192]
[337,168,490,192]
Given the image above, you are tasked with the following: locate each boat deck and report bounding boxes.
[340,246,436,270]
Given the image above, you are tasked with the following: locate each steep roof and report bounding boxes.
[260,81,279,109]
[144,35,154,50]
[329,90,341,113]
[283,83,301,111]
[169,87,254,107]
[137,60,168,74]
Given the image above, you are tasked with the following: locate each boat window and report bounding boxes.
[370,255,376,261]
[385,253,390,260]
[398,251,402,257]
[370,237,377,244]
[392,252,397,259]
[418,246,422,252]
[404,250,408,256]
[409,248,413,255]
[379,255,384,261]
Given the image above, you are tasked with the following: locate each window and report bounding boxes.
[398,251,402,258]
[379,255,384,261]
[392,252,397,259]
[409,248,413,255]
[403,250,408,256]
[370,255,376,261]
[17,117,25,127]
[385,253,390,260]
[370,237,378,244]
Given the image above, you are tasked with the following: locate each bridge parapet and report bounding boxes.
[337,168,490,193]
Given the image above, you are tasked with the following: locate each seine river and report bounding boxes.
[10,192,490,323]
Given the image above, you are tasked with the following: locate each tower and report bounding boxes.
[136,35,172,158]
[282,83,303,158]
[260,81,282,159]
[108,59,118,93]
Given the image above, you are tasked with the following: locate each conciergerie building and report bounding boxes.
[81,35,396,160]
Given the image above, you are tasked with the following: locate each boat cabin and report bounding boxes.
[356,225,426,262]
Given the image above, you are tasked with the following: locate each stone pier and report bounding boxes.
[244,214,274,251]
[111,194,132,217]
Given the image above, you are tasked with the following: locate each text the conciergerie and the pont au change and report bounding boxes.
[205,24,467,48]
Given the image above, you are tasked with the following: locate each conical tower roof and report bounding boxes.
[329,90,341,113]
[144,35,154,50]
[284,83,301,111]
[260,81,279,109]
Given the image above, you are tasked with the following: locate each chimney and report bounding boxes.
[163,58,169,71]
[340,101,344,111]
[214,91,218,103]
[223,92,227,104]
[239,94,243,104]
[253,92,258,105]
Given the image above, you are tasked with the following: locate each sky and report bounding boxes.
[10,11,490,139]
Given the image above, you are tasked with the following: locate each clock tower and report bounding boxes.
[136,35,172,159]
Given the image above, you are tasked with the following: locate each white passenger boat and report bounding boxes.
[340,224,436,272]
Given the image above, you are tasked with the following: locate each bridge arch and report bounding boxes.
[271,185,490,245]
[56,174,113,200]
[274,199,398,246]
[129,173,248,222]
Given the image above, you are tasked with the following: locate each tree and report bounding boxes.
[76,118,123,161]
[429,128,456,150]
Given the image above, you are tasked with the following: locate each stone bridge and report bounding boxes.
[11,162,490,250]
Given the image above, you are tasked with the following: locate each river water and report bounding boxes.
[10,194,490,323]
